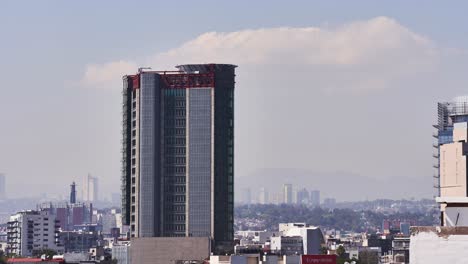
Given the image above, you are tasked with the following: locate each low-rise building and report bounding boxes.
[112,241,131,264]
[270,236,303,255]
[6,210,63,257]
[279,223,324,254]
[410,226,468,264]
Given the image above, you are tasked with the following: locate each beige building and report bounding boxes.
[130,237,211,264]
[437,122,468,226]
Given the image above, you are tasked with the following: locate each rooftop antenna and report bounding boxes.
[138,67,152,73]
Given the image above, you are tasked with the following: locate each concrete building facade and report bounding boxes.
[6,210,63,256]
[130,237,211,264]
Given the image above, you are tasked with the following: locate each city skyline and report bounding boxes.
[3,1,468,201]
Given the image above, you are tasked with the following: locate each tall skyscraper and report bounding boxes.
[121,64,236,250]
[283,184,293,204]
[0,173,5,200]
[83,174,98,202]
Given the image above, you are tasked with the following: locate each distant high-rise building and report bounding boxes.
[310,190,320,207]
[83,174,98,202]
[296,188,309,204]
[70,182,77,204]
[283,184,293,204]
[259,187,269,204]
[0,173,5,200]
[242,188,252,205]
[121,64,236,252]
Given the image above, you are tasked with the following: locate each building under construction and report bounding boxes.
[121,64,236,253]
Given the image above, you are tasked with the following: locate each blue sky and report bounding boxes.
[1,1,468,200]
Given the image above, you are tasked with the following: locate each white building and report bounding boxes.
[410,226,468,264]
[270,236,303,255]
[6,210,63,256]
[279,223,324,255]
[83,174,98,202]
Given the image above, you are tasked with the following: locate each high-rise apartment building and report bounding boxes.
[83,174,98,202]
[121,64,236,250]
[6,210,63,256]
[434,96,468,225]
[283,184,293,204]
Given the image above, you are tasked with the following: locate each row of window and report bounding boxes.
[164,89,186,96]
[164,109,186,117]
[164,185,186,193]
[165,195,186,203]
[165,137,186,145]
[165,128,186,136]
[164,224,186,232]
[165,167,186,174]
[165,147,186,155]
[165,214,186,222]
[164,205,186,213]
[164,100,186,107]
[165,157,186,165]
[165,118,186,127]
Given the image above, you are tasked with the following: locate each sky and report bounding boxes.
[1,0,468,201]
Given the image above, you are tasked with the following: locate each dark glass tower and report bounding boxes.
[121,64,235,252]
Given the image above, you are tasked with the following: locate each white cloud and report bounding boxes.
[83,60,137,89]
[83,16,437,93]
[77,17,448,199]
[156,17,434,66]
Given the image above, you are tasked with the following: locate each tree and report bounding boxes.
[336,245,346,258]
[32,248,57,259]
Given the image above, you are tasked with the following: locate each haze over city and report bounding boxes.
[2,1,468,201]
